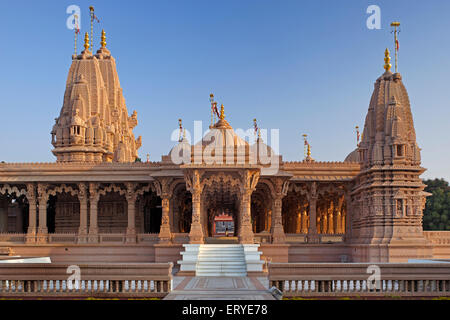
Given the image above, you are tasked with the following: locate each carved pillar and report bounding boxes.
[307,182,320,243]
[26,183,36,243]
[186,170,204,243]
[189,189,203,243]
[125,183,137,243]
[88,183,99,243]
[77,183,88,243]
[301,209,308,234]
[239,170,260,244]
[159,196,172,243]
[270,178,288,244]
[240,188,254,243]
[327,207,334,235]
[343,191,352,242]
[36,183,48,244]
[155,178,173,243]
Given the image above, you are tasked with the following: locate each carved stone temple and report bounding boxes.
[0,31,449,266]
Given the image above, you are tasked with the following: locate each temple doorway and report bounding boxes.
[212,212,235,237]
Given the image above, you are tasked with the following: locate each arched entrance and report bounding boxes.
[201,172,241,241]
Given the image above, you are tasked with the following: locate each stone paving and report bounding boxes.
[164,276,275,300]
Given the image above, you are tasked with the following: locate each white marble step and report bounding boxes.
[178,244,264,276]
[196,244,246,277]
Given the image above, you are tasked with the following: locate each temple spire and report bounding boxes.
[384,48,391,72]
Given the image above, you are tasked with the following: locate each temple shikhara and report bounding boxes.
[0,25,449,273]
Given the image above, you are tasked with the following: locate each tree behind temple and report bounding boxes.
[423,178,450,230]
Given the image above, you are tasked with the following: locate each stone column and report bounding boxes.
[271,195,285,243]
[343,191,352,242]
[270,178,288,244]
[189,189,204,243]
[307,182,320,243]
[239,188,254,244]
[159,196,172,243]
[26,183,36,243]
[185,170,204,243]
[125,183,137,243]
[77,183,88,243]
[88,183,99,243]
[36,183,48,244]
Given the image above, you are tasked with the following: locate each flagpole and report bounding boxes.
[391,21,400,73]
[74,14,79,55]
[90,6,95,52]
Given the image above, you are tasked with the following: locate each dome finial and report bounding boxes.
[101,29,106,48]
[384,48,391,72]
[219,104,225,120]
[83,32,90,51]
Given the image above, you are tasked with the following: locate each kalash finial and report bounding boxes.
[219,104,225,120]
[384,48,391,72]
[101,29,106,48]
[83,32,90,51]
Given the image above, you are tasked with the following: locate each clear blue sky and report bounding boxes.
[0,0,449,180]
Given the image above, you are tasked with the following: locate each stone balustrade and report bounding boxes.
[0,233,161,244]
[0,262,173,298]
[269,262,450,297]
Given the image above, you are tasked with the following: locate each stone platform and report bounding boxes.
[164,276,275,300]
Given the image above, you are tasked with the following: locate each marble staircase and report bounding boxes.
[178,244,264,277]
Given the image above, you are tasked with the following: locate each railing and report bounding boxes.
[137,233,160,243]
[172,233,189,243]
[49,233,78,243]
[269,262,450,297]
[319,234,344,243]
[0,233,163,244]
[285,234,307,243]
[254,232,272,244]
[0,233,26,243]
[0,262,173,298]
[424,231,450,245]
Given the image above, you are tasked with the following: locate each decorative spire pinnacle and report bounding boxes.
[219,104,225,120]
[384,48,391,72]
[355,125,360,146]
[83,32,90,51]
[302,134,314,162]
[210,93,215,128]
[101,29,106,48]
[178,119,183,142]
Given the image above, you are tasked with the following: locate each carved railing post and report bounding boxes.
[77,183,88,243]
[271,178,288,244]
[125,183,137,243]
[36,183,48,244]
[185,170,204,244]
[88,183,99,243]
[25,183,36,243]
[307,182,320,243]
